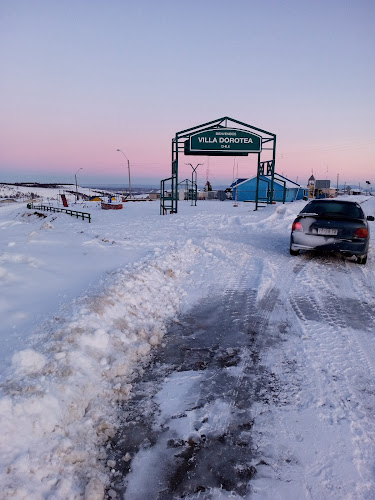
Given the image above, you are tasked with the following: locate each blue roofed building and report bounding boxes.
[231,174,307,203]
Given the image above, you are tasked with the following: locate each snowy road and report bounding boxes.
[1,191,375,499]
[110,281,276,498]
[107,208,375,499]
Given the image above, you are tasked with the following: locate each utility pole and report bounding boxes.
[185,163,203,206]
[116,149,132,199]
[233,162,239,207]
[75,168,83,202]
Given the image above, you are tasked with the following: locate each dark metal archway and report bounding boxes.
[160,116,277,214]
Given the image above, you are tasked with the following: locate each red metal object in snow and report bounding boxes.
[101,202,123,210]
[61,194,68,207]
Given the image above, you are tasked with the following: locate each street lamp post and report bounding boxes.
[75,168,83,202]
[185,163,203,206]
[116,148,132,199]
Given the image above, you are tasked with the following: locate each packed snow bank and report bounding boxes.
[0,240,199,499]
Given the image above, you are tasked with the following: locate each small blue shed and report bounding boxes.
[232,174,306,202]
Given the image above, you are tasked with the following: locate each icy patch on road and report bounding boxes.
[0,241,199,499]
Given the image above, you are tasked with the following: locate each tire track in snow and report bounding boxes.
[345,264,375,376]
[108,241,298,499]
[288,258,375,499]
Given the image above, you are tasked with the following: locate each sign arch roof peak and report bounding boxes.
[175,116,276,140]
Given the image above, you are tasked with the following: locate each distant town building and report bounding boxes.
[149,191,161,200]
[231,174,306,202]
[308,174,315,185]
[307,174,316,198]
[314,180,331,198]
[349,188,364,195]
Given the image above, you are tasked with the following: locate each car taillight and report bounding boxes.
[292,221,303,232]
[354,227,368,239]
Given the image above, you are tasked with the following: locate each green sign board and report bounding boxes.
[189,128,262,154]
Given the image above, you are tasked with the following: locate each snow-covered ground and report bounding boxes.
[0,184,375,499]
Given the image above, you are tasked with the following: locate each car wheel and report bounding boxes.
[356,255,367,265]
[290,247,300,256]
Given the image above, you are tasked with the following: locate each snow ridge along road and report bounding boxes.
[0,233,201,499]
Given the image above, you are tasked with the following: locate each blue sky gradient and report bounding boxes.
[1,0,374,188]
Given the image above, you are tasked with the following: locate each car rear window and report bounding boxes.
[301,201,364,218]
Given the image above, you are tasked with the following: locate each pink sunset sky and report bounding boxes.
[1,0,374,188]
